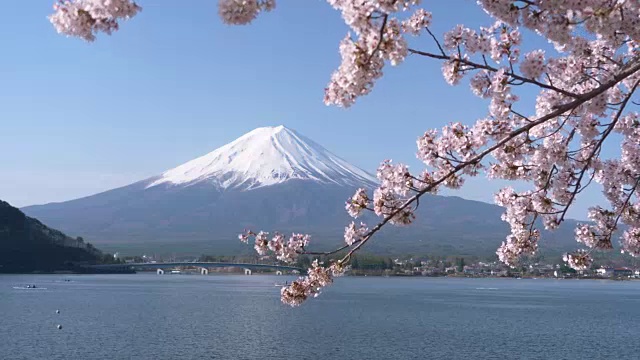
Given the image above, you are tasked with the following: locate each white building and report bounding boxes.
[596,267,614,277]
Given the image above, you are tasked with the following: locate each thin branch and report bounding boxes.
[590,177,640,249]
[408,48,580,98]
[303,244,352,256]
[425,27,446,56]
[365,14,388,63]
[612,177,640,232]
[558,79,640,222]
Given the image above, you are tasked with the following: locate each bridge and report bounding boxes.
[88,262,304,275]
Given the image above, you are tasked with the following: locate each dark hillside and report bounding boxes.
[0,200,116,273]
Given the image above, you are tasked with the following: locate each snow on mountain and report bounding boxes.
[146,125,378,190]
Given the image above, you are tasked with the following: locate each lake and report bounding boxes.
[1,274,638,359]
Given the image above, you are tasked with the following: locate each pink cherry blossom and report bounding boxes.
[401,9,432,36]
[621,227,640,257]
[345,188,370,218]
[520,50,546,80]
[280,259,345,307]
[49,0,141,42]
[563,250,593,271]
[253,231,269,256]
[239,230,309,262]
[218,0,276,25]
[344,221,368,245]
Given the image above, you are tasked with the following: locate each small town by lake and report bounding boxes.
[105,254,640,281]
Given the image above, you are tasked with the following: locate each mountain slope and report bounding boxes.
[21,125,582,258]
[23,180,361,249]
[0,200,109,272]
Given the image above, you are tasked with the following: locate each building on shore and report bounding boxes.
[613,268,633,278]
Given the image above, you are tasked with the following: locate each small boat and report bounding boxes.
[13,285,47,290]
[274,281,289,287]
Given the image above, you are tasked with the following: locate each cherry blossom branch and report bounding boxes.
[366,14,389,63]
[425,27,446,56]
[304,56,640,264]
[577,176,640,253]
[611,177,640,234]
[302,244,352,256]
[558,80,640,223]
[407,48,580,98]
[617,178,640,214]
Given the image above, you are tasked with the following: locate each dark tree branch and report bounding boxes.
[558,80,640,222]
[408,48,581,98]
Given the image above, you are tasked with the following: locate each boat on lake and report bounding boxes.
[13,285,47,290]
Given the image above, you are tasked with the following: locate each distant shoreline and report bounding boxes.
[2,271,639,282]
[343,274,640,281]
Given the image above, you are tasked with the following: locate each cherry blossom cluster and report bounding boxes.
[280,259,346,307]
[370,161,417,225]
[346,161,421,227]
[402,8,432,36]
[621,228,640,257]
[519,50,545,80]
[218,0,276,25]
[344,221,368,246]
[479,0,640,53]
[563,249,592,271]
[492,187,541,265]
[574,207,616,250]
[238,232,349,306]
[238,230,309,263]
[323,1,432,107]
[416,122,485,183]
[49,0,141,42]
[345,187,370,218]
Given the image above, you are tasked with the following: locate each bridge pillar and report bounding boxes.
[200,268,209,275]
[157,269,164,275]
[275,270,282,275]
[244,268,252,275]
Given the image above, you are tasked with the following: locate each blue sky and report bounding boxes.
[0,0,608,219]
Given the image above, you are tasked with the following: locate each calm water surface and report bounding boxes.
[1,274,638,359]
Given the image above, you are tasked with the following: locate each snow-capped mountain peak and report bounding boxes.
[146,125,377,190]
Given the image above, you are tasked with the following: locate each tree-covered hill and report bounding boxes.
[0,200,117,273]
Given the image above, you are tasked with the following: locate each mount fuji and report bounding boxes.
[146,125,377,190]
[22,125,579,257]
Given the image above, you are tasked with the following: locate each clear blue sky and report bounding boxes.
[0,0,609,219]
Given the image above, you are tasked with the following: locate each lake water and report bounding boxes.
[1,274,638,360]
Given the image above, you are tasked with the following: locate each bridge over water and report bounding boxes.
[88,262,303,275]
